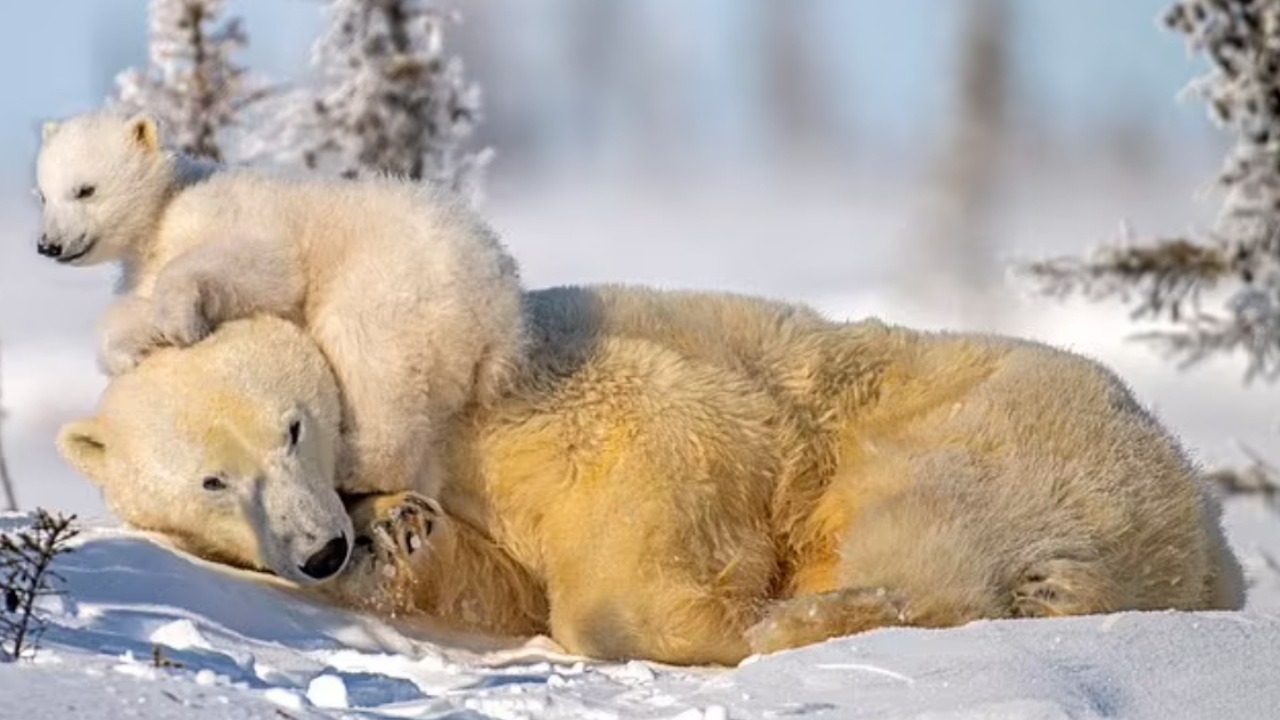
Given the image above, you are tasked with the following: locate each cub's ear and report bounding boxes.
[57,418,110,486]
[40,120,61,143]
[125,114,160,154]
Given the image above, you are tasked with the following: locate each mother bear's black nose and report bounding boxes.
[300,535,349,580]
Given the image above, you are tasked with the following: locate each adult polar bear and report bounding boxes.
[58,284,1246,666]
[34,111,525,578]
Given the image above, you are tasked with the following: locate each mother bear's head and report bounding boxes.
[57,316,355,585]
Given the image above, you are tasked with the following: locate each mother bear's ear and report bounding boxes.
[57,418,109,486]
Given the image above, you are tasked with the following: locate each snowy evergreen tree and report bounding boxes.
[113,0,271,163]
[253,0,491,205]
[913,0,1013,323]
[1025,0,1280,382]
[1021,0,1280,496]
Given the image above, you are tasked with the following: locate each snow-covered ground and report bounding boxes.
[0,496,1277,720]
[3,165,1280,717]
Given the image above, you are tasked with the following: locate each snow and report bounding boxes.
[306,673,349,709]
[0,500,1277,719]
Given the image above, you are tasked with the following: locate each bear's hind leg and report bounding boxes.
[1009,558,1125,618]
[745,555,1129,657]
[548,583,760,667]
[744,588,906,656]
[744,455,1132,656]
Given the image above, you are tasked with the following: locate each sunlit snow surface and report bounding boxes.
[0,503,1277,719]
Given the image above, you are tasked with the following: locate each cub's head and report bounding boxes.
[57,316,356,586]
[35,111,172,266]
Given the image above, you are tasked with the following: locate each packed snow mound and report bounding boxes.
[1,508,1279,720]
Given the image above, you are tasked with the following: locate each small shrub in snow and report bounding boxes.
[1,510,79,662]
[151,644,185,669]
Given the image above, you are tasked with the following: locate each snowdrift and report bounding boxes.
[1,507,1278,720]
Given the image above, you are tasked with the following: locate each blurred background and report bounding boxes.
[0,0,1271,518]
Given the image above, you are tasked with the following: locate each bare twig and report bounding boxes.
[1204,441,1280,510]
[0,344,16,512]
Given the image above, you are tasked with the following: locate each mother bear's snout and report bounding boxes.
[300,534,350,580]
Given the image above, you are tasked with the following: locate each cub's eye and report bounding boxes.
[202,476,228,492]
[287,419,302,449]
[32,188,44,205]
[73,185,96,200]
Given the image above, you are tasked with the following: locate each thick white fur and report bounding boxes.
[59,288,1246,666]
[57,319,353,585]
[36,110,526,497]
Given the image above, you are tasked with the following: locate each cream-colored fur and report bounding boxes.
[36,110,525,498]
[59,285,1246,667]
[58,319,354,586]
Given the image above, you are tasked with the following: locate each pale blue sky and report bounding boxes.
[0,0,1212,191]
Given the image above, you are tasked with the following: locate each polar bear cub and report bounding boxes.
[34,110,526,497]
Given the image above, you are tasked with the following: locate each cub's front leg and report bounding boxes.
[150,238,305,348]
[98,295,166,376]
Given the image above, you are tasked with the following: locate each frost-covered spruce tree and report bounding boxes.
[1025,1,1280,381]
[259,0,491,205]
[1021,0,1280,498]
[114,0,271,162]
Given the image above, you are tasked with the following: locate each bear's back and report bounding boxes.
[521,284,832,377]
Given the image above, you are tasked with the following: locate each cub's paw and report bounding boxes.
[152,274,213,346]
[99,332,157,376]
[348,492,444,580]
[98,299,166,376]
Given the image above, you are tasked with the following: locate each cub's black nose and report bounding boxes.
[37,236,62,257]
[300,535,349,580]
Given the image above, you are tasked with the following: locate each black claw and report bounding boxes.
[406,495,439,515]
